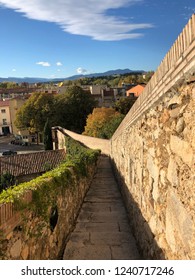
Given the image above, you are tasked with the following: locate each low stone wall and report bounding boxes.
[0,164,97,260]
[111,83,195,259]
[52,127,111,155]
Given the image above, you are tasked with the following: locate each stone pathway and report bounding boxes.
[63,156,140,260]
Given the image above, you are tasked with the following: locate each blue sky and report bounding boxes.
[0,0,194,79]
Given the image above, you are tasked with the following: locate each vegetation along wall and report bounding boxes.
[111,14,195,260]
[0,137,100,259]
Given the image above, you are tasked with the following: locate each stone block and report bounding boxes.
[148,215,157,235]
[170,135,194,166]
[10,239,22,259]
[160,109,170,123]
[167,157,179,187]
[176,117,185,133]
[21,245,29,260]
[166,189,193,256]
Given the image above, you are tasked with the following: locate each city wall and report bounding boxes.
[111,14,195,259]
[52,127,111,155]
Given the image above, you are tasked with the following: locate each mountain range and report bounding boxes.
[0,69,145,83]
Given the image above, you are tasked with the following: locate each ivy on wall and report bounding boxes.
[0,137,100,236]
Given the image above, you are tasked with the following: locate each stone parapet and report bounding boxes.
[52,127,111,155]
[111,83,195,259]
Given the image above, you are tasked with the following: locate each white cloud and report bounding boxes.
[0,0,152,41]
[12,68,16,72]
[77,67,88,74]
[56,62,62,66]
[36,61,51,67]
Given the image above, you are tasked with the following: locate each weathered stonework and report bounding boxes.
[111,83,195,259]
[0,164,97,260]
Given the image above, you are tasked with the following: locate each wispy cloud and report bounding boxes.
[12,68,16,72]
[56,62,62,66]
[36,61,51,67]
[77,67,88,74]
[0,0,152,41]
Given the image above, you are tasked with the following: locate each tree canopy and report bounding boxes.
[113,96,137,115]
[83,107,124,139]
[15,91,55,134]
[15,86,97,135]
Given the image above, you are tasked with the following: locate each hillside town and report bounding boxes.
[0,73,148,141]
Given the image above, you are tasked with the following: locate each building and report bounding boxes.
[126,84,145,97]
[89,85,107,95]
[0,100,12,135]
[9,97,29,136]
[0,87,36,100]
[0,97,33,142]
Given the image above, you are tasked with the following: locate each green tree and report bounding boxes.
[43,119,53,150]
[0,172,16,193]
[114,96,137,115]
[15,92,55,135]
[99,114,124,139]
[54,86,96,133]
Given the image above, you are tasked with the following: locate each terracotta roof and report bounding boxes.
[126,84,145,97]
[0,149,66,177]
[0,100,9,107]
[0,88,36,94]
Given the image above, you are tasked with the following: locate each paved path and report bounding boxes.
[63,156,140,260]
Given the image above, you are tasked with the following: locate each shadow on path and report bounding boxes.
[63,156,141,260]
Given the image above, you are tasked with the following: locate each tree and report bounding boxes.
[15,86,96,137]
[83,107,124,138]
[113,97,137,115]
[98,114,124,139]
[0,172,16,193]
[15,92,55,135]
[54,86,97,133]
[43,119,53,150]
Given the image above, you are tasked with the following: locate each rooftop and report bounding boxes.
[0,149,66,177]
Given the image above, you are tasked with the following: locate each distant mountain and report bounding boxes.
[0,69,145,83]
[0,77,49,83]
[65,68,145,80]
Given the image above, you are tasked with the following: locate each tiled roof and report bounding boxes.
[0,100,9,107]
[0,149,66,177]
[0,88,36,94]
[126,84,145,97]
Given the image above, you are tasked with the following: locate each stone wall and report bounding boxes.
[52,127,111,155]
[0,163,97,260]
[111,83,195,259]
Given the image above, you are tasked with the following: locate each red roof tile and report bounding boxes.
[126,85,145,97]
[0,149,66,177]
[0,100,9,107]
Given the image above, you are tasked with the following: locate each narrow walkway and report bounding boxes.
[63,156,140,260]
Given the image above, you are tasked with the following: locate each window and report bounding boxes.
[3,119,7,125]
[1,109,6,113]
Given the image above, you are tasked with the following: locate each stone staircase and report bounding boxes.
[63,156,140,260]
